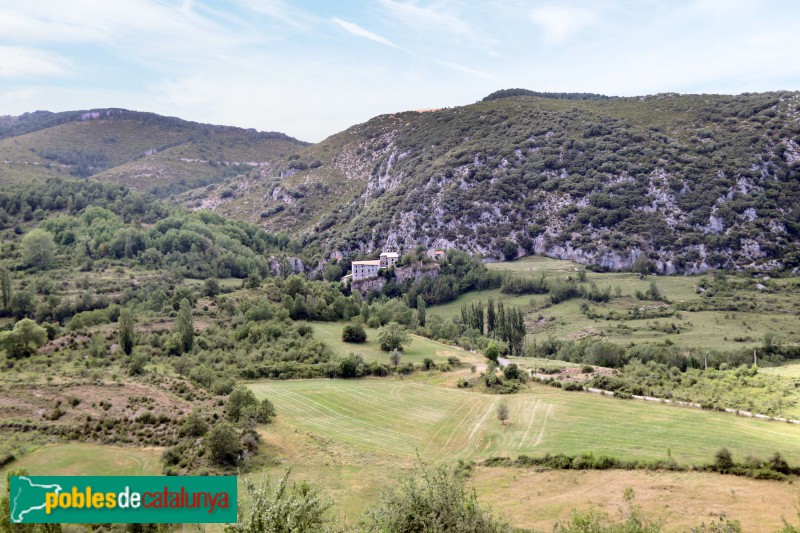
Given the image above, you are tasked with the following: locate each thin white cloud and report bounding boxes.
[332,18,401,49]
[436,60,510,85]
[0,46,68,78]
[378,0,473,37]
[530,6,598,45]
[235,0,318,30]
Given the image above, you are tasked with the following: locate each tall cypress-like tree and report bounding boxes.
[416,295,426,327]
[175,298,194,353]
[0,267,11,310]
[118,308,135,356]
[486,297,496,336]
[496,301,506,341]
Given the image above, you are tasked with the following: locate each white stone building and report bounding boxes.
[351,260,381,281]
[351,251,400,281]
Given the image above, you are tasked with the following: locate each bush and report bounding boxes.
[713,448,734,472]
[206,423,241,466]
[503,363,520,380]
[342,323,367,343]
[338,353,366,378]
[225,386,276,425]
[181,410,208,437]
[0,318,48,358]
[360,462,512,532]
[484,342,499,363]
[224,470,333,533]
[378,322,411,352]
[128,353,148,375]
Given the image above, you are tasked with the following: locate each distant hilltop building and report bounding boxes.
[351,251,400,281]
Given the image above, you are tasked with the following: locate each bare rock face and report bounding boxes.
[351,261,440,293]
[268,255,305,277]
[199,92,800,274]
[351,276,386,294]
[394,262,440,283]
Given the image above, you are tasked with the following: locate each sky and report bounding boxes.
[1,0,799,143]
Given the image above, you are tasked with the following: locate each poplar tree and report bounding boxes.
[175,298,194,353]
[0,267,11,310]
[416,295,426,327]
[486,297,496,336]
[118,308,136,356]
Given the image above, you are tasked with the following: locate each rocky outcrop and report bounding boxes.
[351,261,440,294]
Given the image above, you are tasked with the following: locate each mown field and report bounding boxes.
[248,378,800,465]
[428,256,800,351]
[307,321,482,366]
[0,444,162,493]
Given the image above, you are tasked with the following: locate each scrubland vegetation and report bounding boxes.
[3,92,800,530]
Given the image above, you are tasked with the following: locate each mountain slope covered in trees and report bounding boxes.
[0,108,307,196]
[189,91,800,273]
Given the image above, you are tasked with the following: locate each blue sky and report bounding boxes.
[1,0,799,142]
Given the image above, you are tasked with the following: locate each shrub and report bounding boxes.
[338,353,366,378]
[713,448,734,472]
[224,470,333,533]
[181,410,208,437]
[484,342,499,363]
[378,322,411,352]
[503,363,520,380]
[128,353,148,375]
[342,323,367,343]
[206,423,241,466]
[227,387,257,421]
[360,462,512,532]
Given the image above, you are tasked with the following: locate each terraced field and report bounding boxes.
[249,379,800,465]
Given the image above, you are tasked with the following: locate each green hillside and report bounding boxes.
[192,91,800,273]
[0,108,306,196]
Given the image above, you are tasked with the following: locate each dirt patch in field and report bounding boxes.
[535,366,616,383]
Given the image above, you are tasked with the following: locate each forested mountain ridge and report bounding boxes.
[188,91,800,273]
[0,108,307,196]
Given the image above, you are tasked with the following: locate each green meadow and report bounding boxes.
[427,256,800,351]
[306,321,481,366]
[248,378,800,466]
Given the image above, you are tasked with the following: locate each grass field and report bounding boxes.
[307,321,482,366]
[471,467,800,532]
[249,379,800,465]
[762,361,800,379]
[427,255,800,351]
[0,444,162,493]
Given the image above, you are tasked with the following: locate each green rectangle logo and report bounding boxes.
[9,476,237,524]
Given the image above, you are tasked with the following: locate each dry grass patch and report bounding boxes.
[470,467,800,532]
